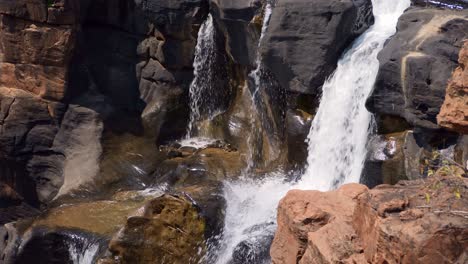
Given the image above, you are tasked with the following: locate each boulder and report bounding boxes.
[100,194,206,264]
[366,8,468,130]
[271,176,468,264]
[437,41,468,134]
[261,0,374,95]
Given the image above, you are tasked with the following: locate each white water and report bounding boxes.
[245,3,275,170]
[250,3,273,98]
[187,14,216,137]
[178,137,218,149]
[67,236,100,264]
[212,0,410,262]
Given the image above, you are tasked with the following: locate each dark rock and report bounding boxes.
[15,227,104,264]
[285,109,313,169]
[230,223,275,264]
[366,8,468,130]
[412,0,468,9]
[261,0,374,95]
[0,223,20,264]
[210,0,263,65]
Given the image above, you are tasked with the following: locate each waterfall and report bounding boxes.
[210,0,410,262]
[245,2,275,170]
[299,0,411,190]
[66,234,100,264]
[187,14,216,138]
[250,2,274,99]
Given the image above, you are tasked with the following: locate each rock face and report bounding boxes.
[261,0,374,95]
[366,8,468,130]
[0,0,208,220]
[438,41,468,133]
[271,177,468,264]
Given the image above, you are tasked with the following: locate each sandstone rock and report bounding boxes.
[101,194,206,264]
[0,15,75,101]
[437,41,468,133]
[271,184,368,264]
[261,0,374,95]
[367,8,468,130]
[271,177,468,264]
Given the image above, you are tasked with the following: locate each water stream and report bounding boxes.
[67,234,100,264]
[210,0,411,262]
[187,14,216,138]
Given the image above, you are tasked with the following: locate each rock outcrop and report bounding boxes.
[438,41,468,133]
[271,176,468,264]
[0,0,209,220]
[261,0,374,95]
[366,8,468,130]
[99,194,206,264]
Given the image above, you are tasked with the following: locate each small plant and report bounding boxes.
[47,0,54,8]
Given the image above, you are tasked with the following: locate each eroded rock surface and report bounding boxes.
[271,177,468,264]
[438,41,468,133]
[367,8,468,130]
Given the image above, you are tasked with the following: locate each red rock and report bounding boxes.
[437,41,468,134]
[271,177,468,264]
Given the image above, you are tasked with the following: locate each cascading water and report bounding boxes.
[250,2,274,99]
[66,234,100,264]
[245,2,275,170]
[300,0,411,191]
[210,0,411,262]
[187,14,216,138]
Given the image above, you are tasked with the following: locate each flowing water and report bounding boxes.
[67,234,100,264]
[210,0,411,262]
[245,2,275,170]
[187,14,216,137]
[250,2,274,99]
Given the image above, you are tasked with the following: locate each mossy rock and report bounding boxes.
[101,194,206,264]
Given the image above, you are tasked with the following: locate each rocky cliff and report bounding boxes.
[0,0,467,263]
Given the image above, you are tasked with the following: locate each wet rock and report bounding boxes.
[438,41,468,133]
[285,109,313,169]
[261,0,374,95]
[362,130,465,187]
[412,0,468,9]
[230,223,276,264]
[101,194,206,264]
[366,8,468,130]
[210,0,263,65]
[271,177,468,263]
[0,222,20,264]
[15,227,104,264]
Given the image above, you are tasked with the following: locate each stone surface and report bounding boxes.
[100,194,206,264]
[261,0,374,95]
[438,41,468,133]
[272,176,468,264]
[367,8,468,130]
